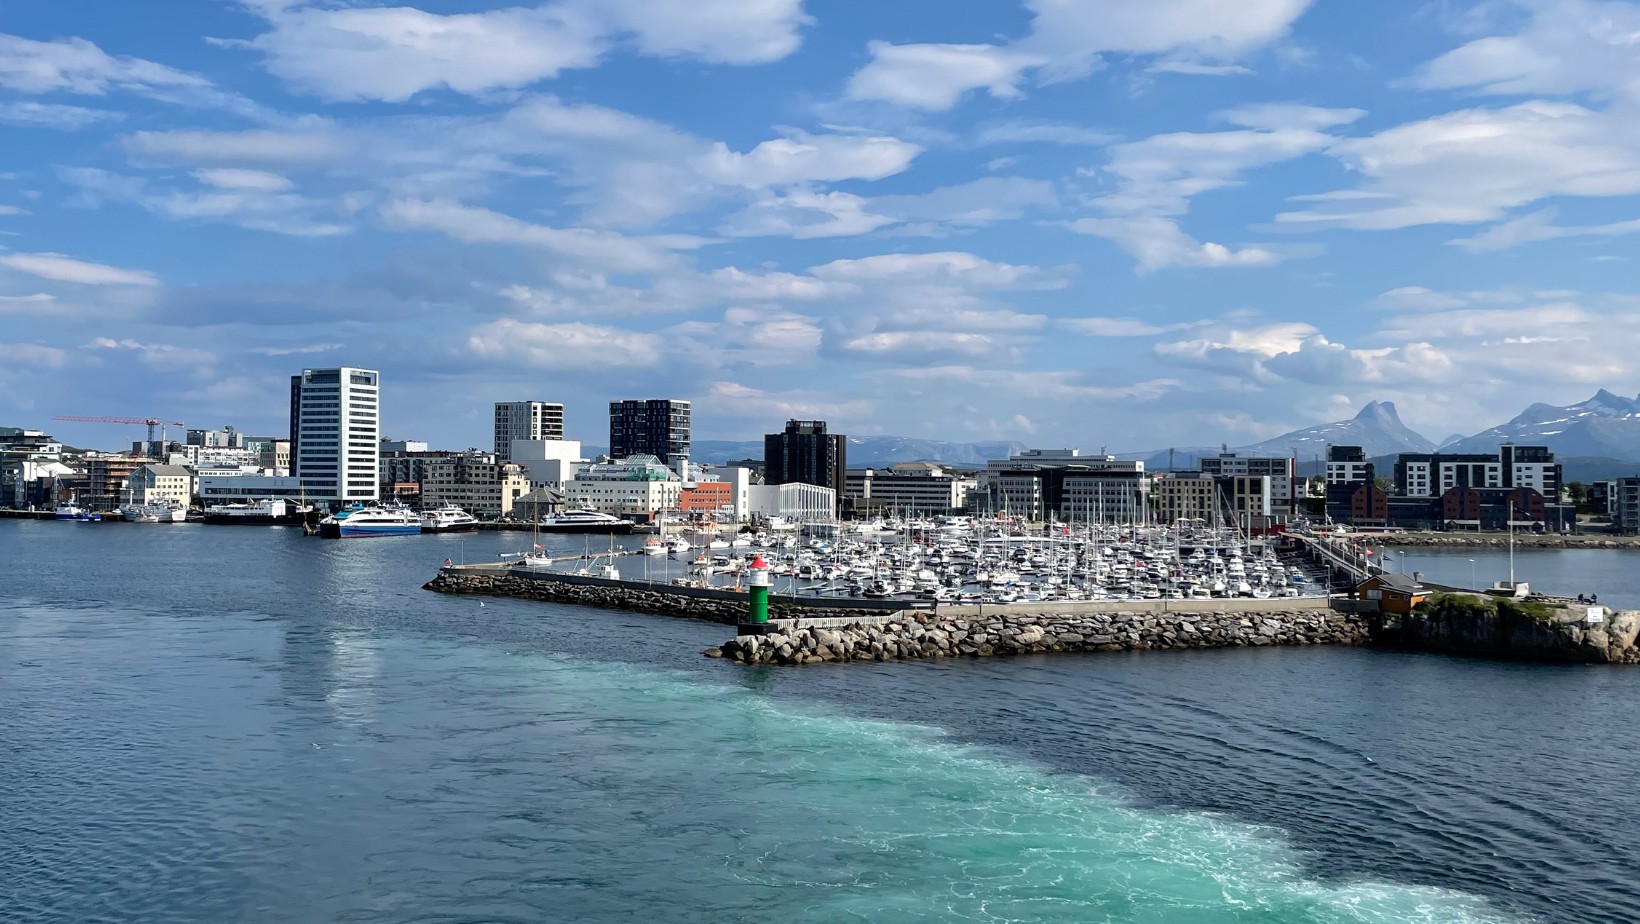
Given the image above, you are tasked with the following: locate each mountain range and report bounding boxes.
[1439,390,1640,459]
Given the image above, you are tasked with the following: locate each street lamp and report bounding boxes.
[1467,558,1475,589]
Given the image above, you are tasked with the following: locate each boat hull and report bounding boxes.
[421,522,479,533]
[536,522,636,534]
[321,522,422,538]
[203,513,308,525]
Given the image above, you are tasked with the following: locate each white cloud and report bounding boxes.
[973,120,1113,146]
[843,330,1009,359]
[0,32,257,114]
[721,177,1056,239]
[466,318,665,369]
[705,380,869,421]
[0,204,23,216]
[809,251,1065,288]
[1280,101,1640,230]
[0,100,122,129]
[846,42,1045,110]
[0,252,158,286]
[193,168,294,192]
[124,128,355,168]
[1157,321,1453,385]
[594,0,810,65]
[0,342,68,368]
[847,0,1314,110]
[1065,217,1282,273]
[1370,286,1469,311]
[1060,316,1203,336]
[1412,0,1640,100]
[380,199,703,273]
[86,337,215,367]
[720,189,896,239]
[1449,206,1640,253]
[1217,103,1365,131]
[694,132,921,188]
[230,0,808,102]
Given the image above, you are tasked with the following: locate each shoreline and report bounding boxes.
[1338,531,1640,549]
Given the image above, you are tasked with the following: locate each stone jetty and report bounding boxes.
[707,609,1372,665]
[424,566,892,624]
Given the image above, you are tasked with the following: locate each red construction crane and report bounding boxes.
[53,415,186,459]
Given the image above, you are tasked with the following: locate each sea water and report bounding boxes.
[2,521,1636,923]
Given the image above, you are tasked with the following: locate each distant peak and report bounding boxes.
[1354,400,1400,422]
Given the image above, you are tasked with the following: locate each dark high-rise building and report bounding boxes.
[608,399,691,465]
[765,420,846,501]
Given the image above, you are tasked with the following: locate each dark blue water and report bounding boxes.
[3,521,1636,923]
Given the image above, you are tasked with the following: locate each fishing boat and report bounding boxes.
[120,500,188,523]
[419,505,480,533]
[318,505,422,538]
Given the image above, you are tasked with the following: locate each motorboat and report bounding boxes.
[54,501,98,521]
[536,509,636,534]
[420,505,480,532]
[319,505,422,538]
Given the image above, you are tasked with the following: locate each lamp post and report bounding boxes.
[1467,558,1475,590]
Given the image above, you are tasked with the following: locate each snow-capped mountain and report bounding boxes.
[1236,401,1437,459]
[1138,402,1437,469]
[1441,390,1640,460]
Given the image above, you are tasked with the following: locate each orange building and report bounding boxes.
[680,481,734,514]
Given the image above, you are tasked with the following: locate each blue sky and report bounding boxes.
[2,0,1638,453]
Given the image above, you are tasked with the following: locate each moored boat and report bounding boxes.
[319,505,422,538]
[420,505,480,533]
[536,509,636,534]
[203,498,311,525]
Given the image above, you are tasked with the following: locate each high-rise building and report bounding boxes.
[493,401,565,461]
[290,367,380,506]
[608,399,690,466]
[764,420,846,505]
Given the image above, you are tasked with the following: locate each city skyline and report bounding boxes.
[4,1,1640,452]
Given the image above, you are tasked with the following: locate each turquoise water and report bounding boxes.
[4,521,1636,922]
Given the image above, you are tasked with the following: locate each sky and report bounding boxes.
[2,0,1639,454]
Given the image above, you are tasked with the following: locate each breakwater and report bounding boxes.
[708,610,1372,665]
[423,566,897,624]
[1385,594,1640,664]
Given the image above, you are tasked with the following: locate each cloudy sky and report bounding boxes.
[2,0,1638,453]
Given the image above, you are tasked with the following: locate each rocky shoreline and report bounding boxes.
[708,610,1373,665]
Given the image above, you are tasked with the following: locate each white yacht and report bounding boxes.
[420,505,480,532]
[536,509,636,534]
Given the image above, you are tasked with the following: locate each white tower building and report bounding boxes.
[290,367,380,506]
